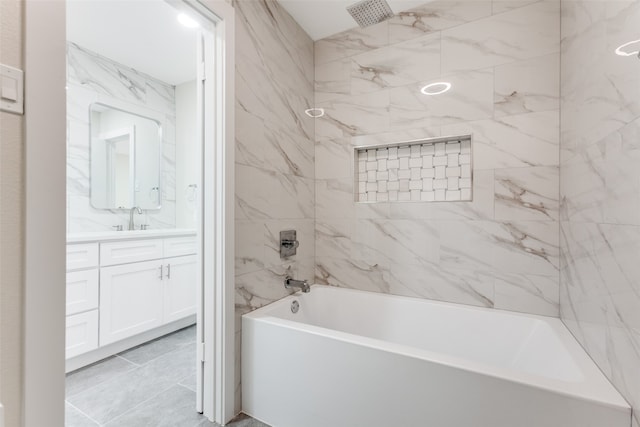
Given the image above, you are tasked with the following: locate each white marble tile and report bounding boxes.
[441,110,559,169]
[494,166,559,221]
[316,90,390,140]
[235,164,271,220]
[494,53,560,117]
[263,124,315,179]
[351,126,441,147]
[492,0,541,15]
[235,220,265,276]
[602,118,640,226]
[441,1,559,74]
[264,173,314,220]
[492,220,559,276]
[67,43,147,104]
[352,219,440,267]
[388,263,495,308]
[315,257,393,294]
[351,32,441,94]
[493,272,558,316]
[315,21,389,65]
[560,142,606,223]
[316,178,356,220]
[389,69,494,129]
[235,106,265,169]
[315,59,351,103]
[145,80,175,115]
[315,139,353,180]
[315,220,354,259]
[388,1,492,44]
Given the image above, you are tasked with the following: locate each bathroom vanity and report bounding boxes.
[65,229,197,372]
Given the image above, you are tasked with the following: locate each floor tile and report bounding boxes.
[118,325,196,366]
[67,344,196,424]
[65,403,99,427]
[179,373,198,392]
[104,385,207,427]
[66,356,138,398]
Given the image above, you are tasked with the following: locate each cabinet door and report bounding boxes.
[66,310,99,358]
[100,260,164,346]
[163,255,197,323]
[66,269,99,316]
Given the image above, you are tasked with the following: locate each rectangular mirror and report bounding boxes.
[90,103,162,210]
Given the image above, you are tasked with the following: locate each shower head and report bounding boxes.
[346,0,394,28]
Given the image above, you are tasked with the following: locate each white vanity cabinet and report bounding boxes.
[65,243,100,358]
[65,231,197,366]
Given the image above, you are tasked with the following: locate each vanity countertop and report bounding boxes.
[67,228,197,244]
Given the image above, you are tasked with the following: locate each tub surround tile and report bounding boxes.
[389,69,494,129]
[315,59,351,103]
[315,21,389,65]
[316,90,390,140]
[234,0,315,357]
[560,0,640,419]
[388,1,492,44]
[314,0,560,318]
[441,110,559,170]
[315,139,353,180]
[494,166,559,221]
[494,53,560,117]
[492,0,541,15]
[493,273,559,316]
[441,1,560,74]
[351,33,441,95]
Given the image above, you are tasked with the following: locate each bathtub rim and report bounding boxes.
[242,285,631,413]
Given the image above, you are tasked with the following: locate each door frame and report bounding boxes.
[23,0,235,425]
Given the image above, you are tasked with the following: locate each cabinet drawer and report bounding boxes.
[67,243,99,271]
[66,269,99,316]
[100,239,164,266]
[164,236,198,258]
[66,310,99,359]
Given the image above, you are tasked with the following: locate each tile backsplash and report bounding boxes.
[356,136,472,203]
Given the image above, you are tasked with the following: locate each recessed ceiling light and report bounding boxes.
[177,13,200,29]
[305,108,325,118]
[615,39,640,57]
[420,82,452,96]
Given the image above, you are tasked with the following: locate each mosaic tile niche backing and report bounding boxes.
[356,135,472,203]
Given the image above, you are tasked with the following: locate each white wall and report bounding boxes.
[175,80,199,229]
[0,1,25,425]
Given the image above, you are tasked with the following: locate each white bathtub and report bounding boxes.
[242,285,631,427]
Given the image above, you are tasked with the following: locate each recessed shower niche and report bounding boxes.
[355,135,473,203]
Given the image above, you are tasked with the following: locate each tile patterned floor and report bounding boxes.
[65,325,269,427]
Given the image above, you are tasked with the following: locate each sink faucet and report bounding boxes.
[284,276,310,293]
[128,206,143,230]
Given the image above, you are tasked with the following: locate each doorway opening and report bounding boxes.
[60,0,234,424]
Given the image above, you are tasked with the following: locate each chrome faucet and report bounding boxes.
[284,276,310,293]
[128,206,143,230]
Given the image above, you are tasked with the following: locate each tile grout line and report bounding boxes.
[66,400,103,427]
[100,383,178,426]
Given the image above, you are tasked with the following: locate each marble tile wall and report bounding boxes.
[560,1,640,425]
[315,0,561,316]
[66,43,177,233]
[232,0,315,411]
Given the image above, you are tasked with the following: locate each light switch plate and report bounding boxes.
[0,64,24,115]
